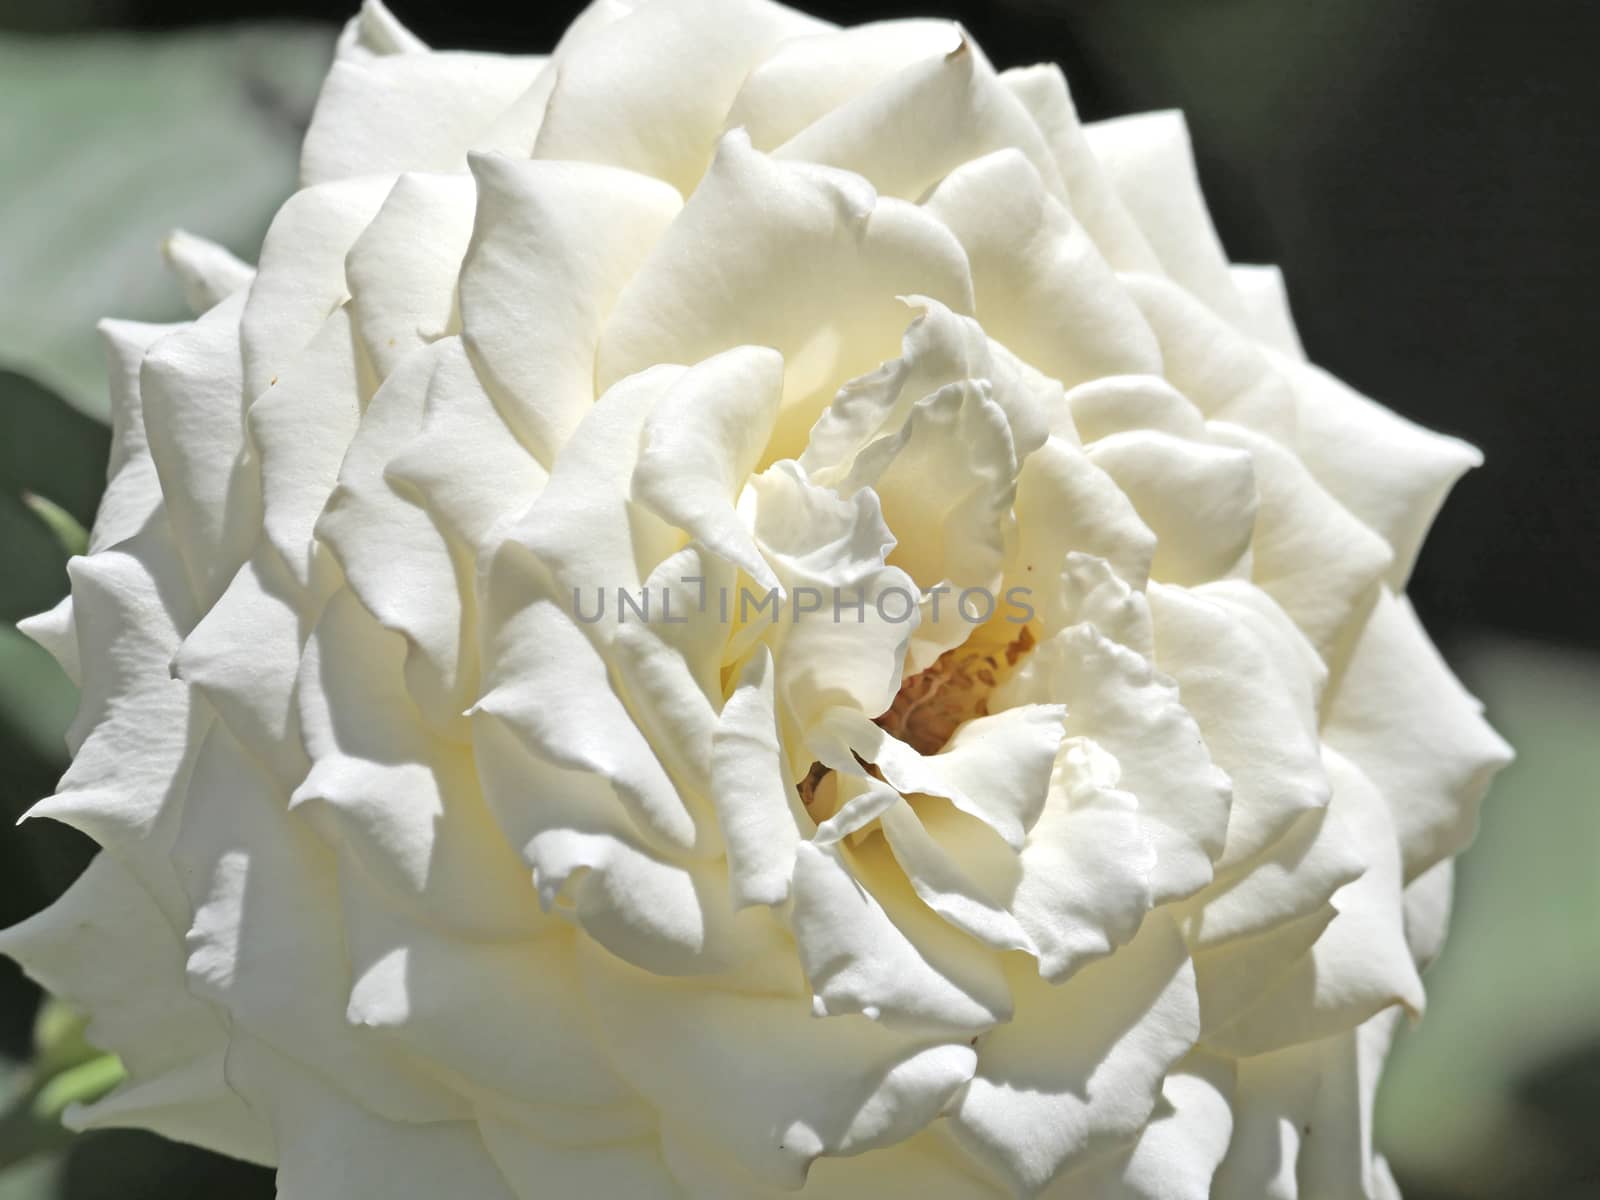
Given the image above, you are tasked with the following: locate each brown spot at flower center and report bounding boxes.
[796,760,832,809]
[876,623,1036,756]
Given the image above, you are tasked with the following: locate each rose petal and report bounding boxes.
[774,32,1063,202]
[1323,588,1513,881]
[598,128,974,462]
[302,49,546,185]
[925,149,1162,389]
[460,153,681,464]
[949,909,1201,1195]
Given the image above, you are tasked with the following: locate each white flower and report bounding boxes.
[2,2,1511,1196]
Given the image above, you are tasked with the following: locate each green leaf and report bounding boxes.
[0,629,75,769]
[1377,638,1600,1195]
[0,370,108,626]
[30,1058,124,1127]
[29,1002,98,1084]
[0,1001,121,1176]
[0,24,334,419]
[19,494,86,560]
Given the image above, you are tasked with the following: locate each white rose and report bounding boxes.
[2,1,1511,1196]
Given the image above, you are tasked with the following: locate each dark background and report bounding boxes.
[1,1,1595,1198]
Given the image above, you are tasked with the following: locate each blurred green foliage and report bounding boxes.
[0,26,331,416]
[1378,642,1600,1199]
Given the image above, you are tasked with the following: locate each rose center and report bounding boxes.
[875,622,1037,756]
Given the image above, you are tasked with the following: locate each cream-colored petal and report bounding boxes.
[459,153,681,464]
[1087,428,1258,587]
[1066,374,1205,446]
[1286,358,1483,587]
[791,837,1013,1032]
[1044,1052,1234,1200]
[1083,111,1248,329]
[315,344,471,733]
[92,318,182,552]
[479,1117,679,1200]
[841,378,1017,605]
[632,345,786,591]
[341,895,630,1112]
[924,149,1162,389]
[1402,858,1455,973]
[1210,421,1393,659]
[161,230,254,315]
[1323,588,1513,881]
[226,1035,516,1200]
[29,525,198,847]
[337,0,427,58]
[1123,273,1299,444]
[247,305,362,588]
[1199,749,1424,1058]
[1004,738,1156,982]
[534,0,828,193]
[997,622,1230,904]
[1146,583,1331,867]
[175,543,335,788]
[727,19,960,149]
[345,172,476,380]
[825,704,1065,852]
[579,930,976,1189]
[774,32,1063,203]
[476,565,701,858]
[1176,794,1364,954]
[598,129,973,463]
[139,291,259,607]
[1229,263,1305,359]
[664,1120,1003,1199]
[175,723,465,1124]
[744,461,917,745]
[999,64,1162,275]
[17,593,80,685]
[239,176,391,402]
[880,800,1037,956]
[711,646,807,908]
[492,361,683,646]
[302,50,546,185]
[1010,435,1156,596]
[1212,1008,1404,1200]
[0,854,271,1163]
[474,707,741,977]
[384,338,550,566]
[294,587,544,937]
[950,910,1200,1196]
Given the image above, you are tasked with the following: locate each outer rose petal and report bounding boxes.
[1323,588,1513,881]
[533,0,829,192]
[1082,111,1248,330]
[773,31,1063,203]
[0,854,271,1163]
[728,20,964,148]
[924,148,1161,389]
[459,154,681,465]
[344,172,477,379]
[579,928,978,1190]
[301,49,547,184]
[950,910,1201,1197]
